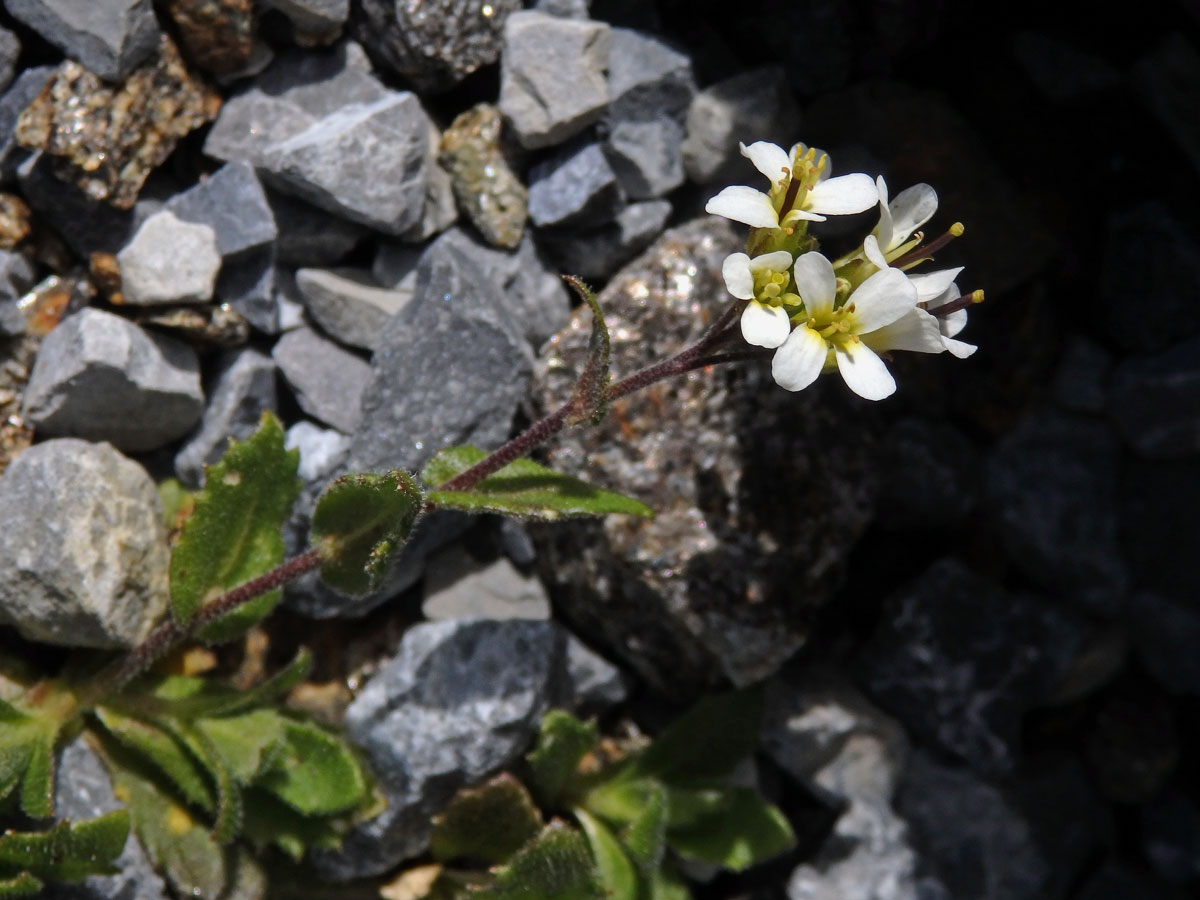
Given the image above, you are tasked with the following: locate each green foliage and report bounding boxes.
[0,811,129,895]
[525,709,599,808]
[422,446,652,520]
[476,822,599,900]
[663,787,795,871]
[563,276,611,427]
[168,412,301,640]
[0,692,75,818]
[430,773,543,866]
[310,469,425,594]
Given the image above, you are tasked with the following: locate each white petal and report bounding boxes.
[874,176,895,251]
[941,308,968,338]
[875,174,890,209]
[792,252,836,319]
[739,141,791,187]
[942,336,977,358]
[771,326,828,392]
[747,250,795,273]
[925,283,959,310]
[806,173,878,216]
[721,253,754,299]
[863,234,889,270]
[705,186,779,228]
[835,340,896,400]
[888,183,938,248]
[848,268,917,333]
[741,301,791,349]
[907,267,963,303]
[862,307,946,354]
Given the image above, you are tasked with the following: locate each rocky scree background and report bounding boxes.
[0,0,1198,898]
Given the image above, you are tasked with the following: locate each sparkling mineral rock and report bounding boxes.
[438,103,527,249]
[161,0,255,77]
[529,217,883,697]
[15,35,221,209]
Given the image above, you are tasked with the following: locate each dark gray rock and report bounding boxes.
[1141,792,1200,884]
[17,152,134,255]
[317,618,567,879]
[352,0,521,93]
[857,559,1083,775]
[0,65,55,183]
[268,189,366,266]
[167,161,277,259]
[0,439,168,648]
[262,0,349,36]
[565,635,627,715]
[876,418,979,529]
[22,308,204,452]
[421,547,551,622]
[1053,335,1112,413]
[1122,458,1200,600]
[605,27,694,124]
[117,209,222,305]
[271,325,370,434]
[4,0,161,82]
[0,26,18,92]
[53,737,170,900]
[528,142,625,227]
[985,409,1127,616]
[294,267,413,351]
[896,752,1050,900]
[1111,336,1200,458]
[174,348,278,486]
[605,118,685,199]
[0,299,22,336]
[1129,592,1200,694]
[399,120,458,243]
[1099,203,1200,352]
[498,11,611,150]
[218,247,280,333]
[534,0,589,16]
[0,248,36,301]
[538,198,671,280]
[1075,864,1180,900]
[682,67,800,184]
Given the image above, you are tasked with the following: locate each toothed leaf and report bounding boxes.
[477,822,600,900]
[93,708,214,812]
[563,276,610,427]
[0,812,129,883]
[574,809,636,900]
[526,710,598,808]
[430,773,542,865]
[257,720,370,816]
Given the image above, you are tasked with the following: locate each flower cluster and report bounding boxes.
[706,141,981,400]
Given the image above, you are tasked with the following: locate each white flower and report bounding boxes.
[721,250,797,348]
[705,142,878,230]
[770,252,924,401]
[924,283,977,358]
[872,175,938,258]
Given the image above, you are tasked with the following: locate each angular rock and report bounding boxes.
[263,0,349,38]
[167,161,278,259]
[565,636,627,715]
[0,65,56,183]
[268,188,367,266]
[605,27,694,124]
[1129,592,1200,695]
[15,36,220,209]
[439,103,527,249]
[16,152,135,255]
[54,737,171,900]
[421,547,551,621]
[683,67,800,184]
[400,120,458,243]
[1052,334,1112,414]
[538,198,671,281]
[530,217,881,696]
[0,248,36,302]
[162,0,254,77]
[285,419,351,484]
[23,308,204,451]
[271,325,370,434]
[534,0,590,16]
[294,267,412,351]
[876,418,979,530]
[985,409,1127,615]
[5,0,161,82]
[605,118,685,199]
[174,347,277,486]
[0,439,169,648]
[352,0,521,93]
[218,247,280,333]
[317,618,567,878]
[1141,792,1200,884]
[856,559,1083,775]
[498,11,611,150]
[0,26,18,93]
[117,209,222,305]
[1111,336,1200,458]
[528,141,624,227]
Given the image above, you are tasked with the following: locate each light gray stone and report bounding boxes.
[422,547,551,621]
[528,141,624,227]
[539,198,671,280]
[317,618,567,878]
[272,325,370,434]
[0,26,18,92]
[605,27,694,124]
[534,0,589,17]
[400,120,458,242]
[0,65,55,183]
[3,0,160,82]
[54,737,171,900]
[174,348,278,487]
[565,635,627,714]
[263,0,349,35]
[285,420,351,484]
[498,11,611,150]
[22,308,204,451]
[0,248,36,302]
[295,267,413,351]
[0,439,168,648]
[605,118,685,199]
[117,209,222,305]
[167,161,277,259]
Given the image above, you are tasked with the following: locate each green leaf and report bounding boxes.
[257,720,370,816]
[477,821,600,900]
[563,276,610,427]
[136,650,312,720]
[194,710,286,785]
[422,446,652,521]
[574,809,636,900]
[526,710,598,808]
[663,786,730,830]
[630,687,766,784]
[177,726,243,846]
[0,811,129,883]
[168,411,300,638]
[240,789,344,861]
[310,470,425,595]
[18,732,54,819]
[158,477,194,530]
[93,707,214,812]
[621,781,667,877]
[583,778,660,828]
[0,872,42,897]
[430,773,543,865]
[649,868,692,900]
[665,787,794,871]
[0,692,69,817]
